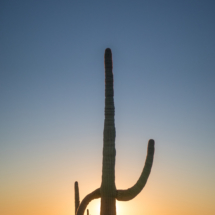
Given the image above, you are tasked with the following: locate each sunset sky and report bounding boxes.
[1,1,215,215]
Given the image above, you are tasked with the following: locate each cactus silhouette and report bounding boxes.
[75,181,80,214]
[75,48,155,215]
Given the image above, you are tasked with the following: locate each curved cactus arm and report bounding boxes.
[76,188,101,215]
[116,139,155,201]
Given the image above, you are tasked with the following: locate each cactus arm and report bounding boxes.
[116,139,155,201]
[75,181,80,214]
[76,188,101,215]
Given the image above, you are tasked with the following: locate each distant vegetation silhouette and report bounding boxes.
[74,48,155,215]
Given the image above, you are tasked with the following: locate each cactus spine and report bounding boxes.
[75,48,155,215]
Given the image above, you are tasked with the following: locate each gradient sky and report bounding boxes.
[1,1,215,215]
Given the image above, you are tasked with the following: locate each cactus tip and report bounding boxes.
[148,139,154,145]
[105,48,112,56]
[147,139,155,154]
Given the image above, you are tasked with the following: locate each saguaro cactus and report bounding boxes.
[75,48,155,215]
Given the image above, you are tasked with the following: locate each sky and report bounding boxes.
[0,0,215,215]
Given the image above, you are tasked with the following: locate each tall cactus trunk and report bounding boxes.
[75,48,155,215]
[100,48,116,215]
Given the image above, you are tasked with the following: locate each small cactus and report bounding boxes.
[75,48,155,215]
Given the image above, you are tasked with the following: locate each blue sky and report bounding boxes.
[1,1,215,215]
